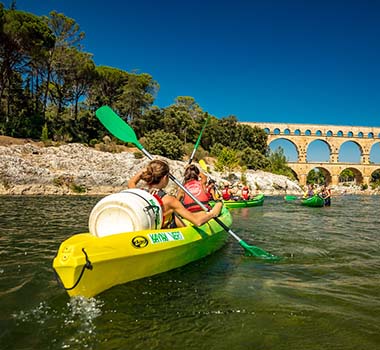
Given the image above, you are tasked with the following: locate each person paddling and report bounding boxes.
[177,164,213,212]
[206,179,219,200]
[241,185,250,200]
[128,160,222,228]
[221,183,233,200]
[319,184,331,206]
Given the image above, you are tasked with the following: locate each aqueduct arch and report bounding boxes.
[242,122,380,186]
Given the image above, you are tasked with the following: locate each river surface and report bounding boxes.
[0,195,379,350]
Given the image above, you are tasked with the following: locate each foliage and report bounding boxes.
[214,147,239,172]
[209,143,224,157]
[0,5,281,176]
[266,147,296,179]
[239,147,270,170]
[306,168,326,185]
[339,169,355,182]
[41,123,49,141]
[133,151,143,159]
[141,130,184,160]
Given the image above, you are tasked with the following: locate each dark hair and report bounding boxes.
[184,164,200,182]
[140,159,170,185]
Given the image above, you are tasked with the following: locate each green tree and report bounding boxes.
[141,130,184,160]
[116,72,159,124]
[307,169,325,184]
[41,11,84,117]
[0,6,54,134]
[239,147,270,170]
[339,169,355,182]
[87,65,128,109]
[214,146,239,172]
[267,147,295,179]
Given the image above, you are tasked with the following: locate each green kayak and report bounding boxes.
[284,195,325,207]
[211,194,264,209]
[301,195,324,207]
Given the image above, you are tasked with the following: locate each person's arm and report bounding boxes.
[166,196,223,227]
[128,170,144,188]
[176,188,184,201]
[199,172,207,186]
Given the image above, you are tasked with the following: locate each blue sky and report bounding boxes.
[3,0,380,163]
[5,0,380,127]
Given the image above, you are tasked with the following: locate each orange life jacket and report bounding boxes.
[182,179,211,212]
[241,188,249,200]
[222,187,231,200]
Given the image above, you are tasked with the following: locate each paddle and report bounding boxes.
[199,159,222,199]
[95,106,279,260]
[284,195,300,201]
[188,113,210,165]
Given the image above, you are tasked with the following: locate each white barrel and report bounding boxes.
[88,189,163,237]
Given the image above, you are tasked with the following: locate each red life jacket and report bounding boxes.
[222,187,231,200]
[183,179,211,212]
[241,188,249,200]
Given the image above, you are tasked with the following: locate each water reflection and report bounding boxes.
[1,195,379,349]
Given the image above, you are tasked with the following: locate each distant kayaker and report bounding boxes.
[319,184,331,206]
[206,179,219,200]
[241,185,250,200]
[303,184,315,198]
[128,159,223,228]
[177,164,212,212]
[221,183,233,200]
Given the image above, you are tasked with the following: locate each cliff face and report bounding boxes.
[0,142,303,196]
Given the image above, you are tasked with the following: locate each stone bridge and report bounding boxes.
[241,122,380,186]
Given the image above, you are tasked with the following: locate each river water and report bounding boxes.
[0,195,379,350]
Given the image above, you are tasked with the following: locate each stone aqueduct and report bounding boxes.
[241,122,380,186]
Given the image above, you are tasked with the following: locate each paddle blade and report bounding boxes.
[199,159,208,172]
[284,195,299,201]
[95,106,142,150]
[239,241,281,261]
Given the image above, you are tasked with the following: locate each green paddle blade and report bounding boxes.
[284,195,299,201]
[95,106,142,150]
[239,241,281,261]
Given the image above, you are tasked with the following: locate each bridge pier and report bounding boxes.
[330,152,339,163]
[331,175,339,186]
[299,174,307,187]
[361,153,370,164]
[363,176,371,187]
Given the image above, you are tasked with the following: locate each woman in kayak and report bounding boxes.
[221,183,233,200]
[241,185,250,200]
[319,184,331,206]
[206,179,219,200]
[128,159,223,228]
[177,164,212,211]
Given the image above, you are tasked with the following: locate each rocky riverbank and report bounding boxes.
[1,138,378,196]
[0,139,304,196]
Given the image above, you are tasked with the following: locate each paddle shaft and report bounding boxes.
[95,106,279,259]
[188,113,210,165]
[140,146,241,241]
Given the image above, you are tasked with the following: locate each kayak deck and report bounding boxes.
[301,195,325,207]
[53,207,232,298]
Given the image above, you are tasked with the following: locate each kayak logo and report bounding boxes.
[132,236,149,248]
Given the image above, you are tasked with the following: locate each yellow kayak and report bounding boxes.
[53,207,232,298]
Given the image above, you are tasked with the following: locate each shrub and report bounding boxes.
[133,151,143,159]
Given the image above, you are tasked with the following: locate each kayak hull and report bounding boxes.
[301,195,325,207]
[212,194,264,209]
[53,207,232,298]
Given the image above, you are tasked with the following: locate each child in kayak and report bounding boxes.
[177,164,212,212]
[128,159,222,228]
